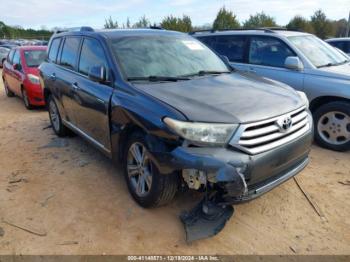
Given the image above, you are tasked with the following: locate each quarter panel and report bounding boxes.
[303,69,350,102]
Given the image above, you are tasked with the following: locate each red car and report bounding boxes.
[2,46,47,109]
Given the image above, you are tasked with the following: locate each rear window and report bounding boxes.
[48,38,61,62]
[215,35,247,63]
[60,37,80,70]
[24,50,46,67]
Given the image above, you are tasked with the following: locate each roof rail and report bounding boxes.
[189,27,288,35]
[54,26,94,34]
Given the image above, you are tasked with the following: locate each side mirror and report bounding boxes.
[13,63,21,71]
[88,66,107,83]
[284,56,303,71]
[220,55,234,70]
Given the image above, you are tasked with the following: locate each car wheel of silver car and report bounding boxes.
[4,79,14,97]
[314,101,350,151]
[48,95,70,137]
[22,88,33,110]
[124,132,179,208]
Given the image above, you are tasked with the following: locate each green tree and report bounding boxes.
[213,6,240,30]
[104,16,118,29]
[286,15,314,33]
[133,15,150,28]
[161,15,193,32]
[310,10,334,39]
[332,19,348,37]
[0,21,10,38]
[243,12,277,29]
[126,17,131,28]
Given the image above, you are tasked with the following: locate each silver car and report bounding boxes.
[194,29,350,151]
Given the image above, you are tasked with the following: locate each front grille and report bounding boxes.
[229,107,311,155]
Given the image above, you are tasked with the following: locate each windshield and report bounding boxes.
[110,35,229,79]
[288,35,348,68]
[24,50,46,67]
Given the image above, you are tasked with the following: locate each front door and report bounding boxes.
[72,37,113,151]
[244,36,304,91]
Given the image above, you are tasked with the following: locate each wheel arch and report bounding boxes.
[310,96,349,113]
[43,88,52,106]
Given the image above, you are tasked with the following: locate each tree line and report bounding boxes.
[0,7,348,40]
[105,7,350,39]
[0,21,52,40]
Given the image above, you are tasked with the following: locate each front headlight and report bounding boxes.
[297,91,309,109]
[164,117,238,146]
[27,74,40,85]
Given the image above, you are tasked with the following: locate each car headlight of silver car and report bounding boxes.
[163,117,238,146]
[297,91,309,109]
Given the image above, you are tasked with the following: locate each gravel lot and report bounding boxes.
[0,71,349,255]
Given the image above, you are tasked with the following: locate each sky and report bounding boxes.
[0,0,349,30]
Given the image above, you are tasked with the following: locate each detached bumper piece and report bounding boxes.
[180,199,234,242]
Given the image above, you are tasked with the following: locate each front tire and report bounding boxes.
[22,88,33,110]
[123,132,179,208]
[314,101,350,151]
[48,95,70,137]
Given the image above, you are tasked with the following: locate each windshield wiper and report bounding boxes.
[317,63,334,68]
[317,60,348,68]
[127,76,190,82]
[181,70,231,77]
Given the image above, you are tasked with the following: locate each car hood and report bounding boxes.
[315,62,350,80]
[133,72,304,123]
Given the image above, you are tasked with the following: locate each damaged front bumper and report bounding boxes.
[152,127,313,203]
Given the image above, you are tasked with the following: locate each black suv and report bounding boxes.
[39,27,313,241]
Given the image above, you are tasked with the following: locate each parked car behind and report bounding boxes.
[194,29,350,151]
[2,46,47,109]
[0,47,10,68]
[326,37,350,56]
[39,27,312,240]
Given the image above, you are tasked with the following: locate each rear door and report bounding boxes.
[197,34,250,71]
[246,36,304,91]
[3,49,15,90]
[55,36,82,125]
[11,50,25,96]
[73,37,113,151]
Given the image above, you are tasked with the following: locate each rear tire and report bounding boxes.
[48,95,70,137]
[314,101,350,151]
[123,132,179,208]
[22,88,33,110]
[3,79,14,97]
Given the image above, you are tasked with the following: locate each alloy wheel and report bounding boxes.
[127,142,153,197]
[22,89,30,108]
[49,99,60,132]
[317,111,350,145]
[4,83,9,95]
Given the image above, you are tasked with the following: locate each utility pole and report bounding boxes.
[346,11,350,37]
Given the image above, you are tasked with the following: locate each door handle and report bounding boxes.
[49,73,56,81]
[72,82,80,90]
[248,67,256,73]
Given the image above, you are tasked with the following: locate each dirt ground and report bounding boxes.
[0,72,349,255]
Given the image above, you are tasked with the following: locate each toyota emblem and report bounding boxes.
[277,116,293,132]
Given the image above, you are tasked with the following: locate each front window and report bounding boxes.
[249,36,295,68]
[288,35,348,68]
[110,35,229,79]
[24,50,46,67]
